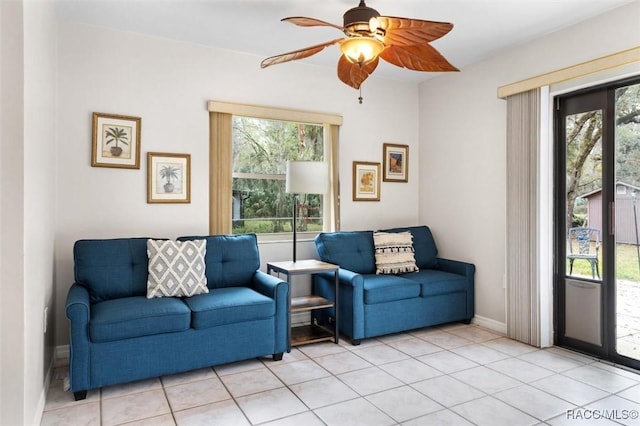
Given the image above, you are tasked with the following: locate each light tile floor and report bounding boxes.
[41,324,640,426]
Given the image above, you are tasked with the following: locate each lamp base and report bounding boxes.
[292,195,298,262]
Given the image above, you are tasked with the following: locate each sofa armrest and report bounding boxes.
[65,283,91,393]
[435,258,475,320]
[315,269,364,289]
[435,258,475,278]
[313,269,365,341]
[252,270,288,299]
[66,283,90,322]
[252,271,289,354]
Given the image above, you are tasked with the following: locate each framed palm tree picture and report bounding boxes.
[147,152,191,203]
[92,112,141,168]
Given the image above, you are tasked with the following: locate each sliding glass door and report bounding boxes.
[555,76,640,369]
[613,81,640,364]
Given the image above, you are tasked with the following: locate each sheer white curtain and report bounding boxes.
[506,88,541,346]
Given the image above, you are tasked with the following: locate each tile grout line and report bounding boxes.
[213,364,254,426]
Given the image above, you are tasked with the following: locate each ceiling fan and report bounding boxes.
[261,0,458,101]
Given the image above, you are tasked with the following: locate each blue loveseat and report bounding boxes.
[66,233,288,400]
[313,226,474,344]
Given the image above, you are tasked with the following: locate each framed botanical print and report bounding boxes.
[92,112,141,169]
[353,161,381,201]
[382,143,408,182]
[147,152,191,203]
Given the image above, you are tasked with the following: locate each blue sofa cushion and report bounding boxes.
[380,226,438,269]
[402,270,469,297]
[74,238,155,303]
[315,231,376,274]
[183,287,275,329]
[90,296,190,343]
[362,274,421,304]
[178,234,260,289]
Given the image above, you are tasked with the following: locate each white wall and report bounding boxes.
[418,1,640,327]
[0,3,26,425]
[1,0,58,424]
[23,1,58,422]
[55,22,420,346]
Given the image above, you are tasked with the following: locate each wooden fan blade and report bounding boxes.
[261,38,344,69]
[377,16,453,46]
[337,55,379,89]
[282,17,344,31]
[379,44,458,72]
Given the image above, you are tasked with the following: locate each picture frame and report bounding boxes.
[382,143,409,182]
[92,112,141,169]
[147,152,191,204]
[353,161,381,201]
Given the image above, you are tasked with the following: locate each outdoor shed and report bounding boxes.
[581,182,640,245]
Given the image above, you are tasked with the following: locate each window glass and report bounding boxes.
[232,116,324,235]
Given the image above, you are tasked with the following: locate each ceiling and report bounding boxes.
[55,0,635,83]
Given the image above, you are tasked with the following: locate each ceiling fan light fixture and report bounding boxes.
[263,1,458,96]
[343,1,379,23]
[340,36,384,66]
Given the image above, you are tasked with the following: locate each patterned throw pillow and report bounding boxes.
[373,231,419,275]
[147,239,208,298]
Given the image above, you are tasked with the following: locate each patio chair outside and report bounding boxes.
[568,227,601,279]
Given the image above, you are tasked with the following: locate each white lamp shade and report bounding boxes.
[286,161,329,194]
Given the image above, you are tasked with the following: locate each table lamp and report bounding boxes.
[285,161,329,262]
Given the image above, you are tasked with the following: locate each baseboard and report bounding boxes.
[472,315,507,335]
[35,350,56,426]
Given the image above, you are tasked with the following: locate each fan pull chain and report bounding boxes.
[358,86,363,104]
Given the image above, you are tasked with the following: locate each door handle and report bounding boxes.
[609,201,615,236]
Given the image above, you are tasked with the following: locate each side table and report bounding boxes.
[266,259,339,351]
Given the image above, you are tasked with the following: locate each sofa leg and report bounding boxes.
[351,339,361,346]
[73,390,87,401]
[461,319,472,325]
[272,352,284,361]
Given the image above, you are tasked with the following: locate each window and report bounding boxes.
[232,117,324,235]
[208,101,342,236]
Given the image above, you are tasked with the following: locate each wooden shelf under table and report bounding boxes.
[291,295,334,313]
[291,324,335,346]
